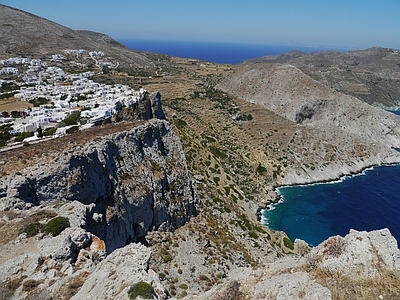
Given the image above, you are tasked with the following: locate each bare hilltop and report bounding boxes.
[2,4,400,299]
[250,48,400,108]
[0,4,153,69]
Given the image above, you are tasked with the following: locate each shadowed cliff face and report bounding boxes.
[0,119,197,253]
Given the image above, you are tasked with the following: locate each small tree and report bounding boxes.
[102,65,110,74]
[43,127,56,136]
[66,126,79,134]
[64,111,81,126]
[37,126,43,138]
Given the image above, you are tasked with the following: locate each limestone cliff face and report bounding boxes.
[0,119,197,253]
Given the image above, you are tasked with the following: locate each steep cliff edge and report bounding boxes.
[0,119,197,252]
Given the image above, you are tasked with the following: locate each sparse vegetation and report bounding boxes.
[309,267,400,300]
[20,222,42,237]
[128,281,154,299]
[211,281,243,300]
[41,216,70,236]
[323,236,347,257]
[22,279,41,292]
[66,125,79,134]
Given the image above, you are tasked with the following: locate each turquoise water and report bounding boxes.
[262,164,400,246]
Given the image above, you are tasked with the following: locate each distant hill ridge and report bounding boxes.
[0,4,152,68]
[249,47,400,107]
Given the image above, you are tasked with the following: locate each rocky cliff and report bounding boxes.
[0,115,200,298]
[2,4,400,299]
[1,118,197,253]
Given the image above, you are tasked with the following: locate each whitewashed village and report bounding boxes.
[0,49,146,146]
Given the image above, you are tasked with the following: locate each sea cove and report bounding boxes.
[262,164,400,246]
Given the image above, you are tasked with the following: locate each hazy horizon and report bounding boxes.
[1,0,399,50]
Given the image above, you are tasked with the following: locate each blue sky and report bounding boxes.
[1,0,400,49]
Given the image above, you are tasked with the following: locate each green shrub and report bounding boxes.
[21,222,42,237]
[174,118,187,129]
[249,231,258,239]
[15,131,34,142]
[128,281,154,299]
[283,237,294,250]
[66,126,79,134]
[179,283,188,290]
[64,111,81,126]
[162,253,172,263]
[43,127,56,136]
[0,124,12,145]
[256,163,267,175]
[29,97,49,107]
[209,146,227,159]
[41,216,70,236]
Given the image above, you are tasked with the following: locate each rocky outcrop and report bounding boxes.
[71,243,164,300]
[312,228,400,276]
[192,228,400,300]
[115,91,166,122]
[0,119,197,253]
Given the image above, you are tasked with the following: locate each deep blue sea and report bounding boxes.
[117,39,349,64]
[261,109,400,246]
[262,164,400,246]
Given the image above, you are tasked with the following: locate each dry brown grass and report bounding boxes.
[210,281,243,300]
[309,267,400,300]
[53,272,90,299]
[322,236,347,257]
[0,98,33,112]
